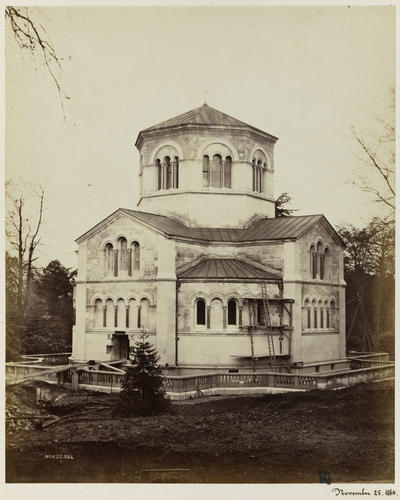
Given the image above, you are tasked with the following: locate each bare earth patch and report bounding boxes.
[6,380,394,483]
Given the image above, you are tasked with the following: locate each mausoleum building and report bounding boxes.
[71,104,347,373]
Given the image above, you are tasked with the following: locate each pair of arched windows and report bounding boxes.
[196,298,238,328]
[104,238,140,277]
[202,155,232,188]
[94,297,151,329]
[156,156,179,190]
[310,242,330,280]
[303,299,336,330]
[252,159,266,193]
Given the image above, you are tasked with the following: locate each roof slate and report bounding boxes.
[140,103,278,141]
[177,258,282,281]
[76,208,342,246]
[119,209,328,243]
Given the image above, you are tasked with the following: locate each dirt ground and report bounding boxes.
[6,379,394,483]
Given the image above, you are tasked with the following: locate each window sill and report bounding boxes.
[302,328,339,335]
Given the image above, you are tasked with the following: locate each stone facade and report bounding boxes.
[71,105,346,370]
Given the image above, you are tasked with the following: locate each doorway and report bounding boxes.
[111,332,130,360]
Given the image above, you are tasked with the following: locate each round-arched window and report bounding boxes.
[227,299,237,325]
[196,298,206,325]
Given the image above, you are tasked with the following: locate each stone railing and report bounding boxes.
[6,364,61,382]
[6,361,394,394]
[78,369,125,388]
[349,358,394,370]
[20,352,72,365]
[347,352,390,361]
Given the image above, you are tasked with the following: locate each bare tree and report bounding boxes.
[351,91,395,222]
[5,6,67,116]
[6,182,46,314]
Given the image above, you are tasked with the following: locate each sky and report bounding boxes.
[5,4,395,269]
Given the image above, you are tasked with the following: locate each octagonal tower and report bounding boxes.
[135,104,278,228]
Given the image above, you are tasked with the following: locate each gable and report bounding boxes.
[75,209,169,244]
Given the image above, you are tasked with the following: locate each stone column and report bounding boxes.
[171,159,176,188]
[126,306,129,328]
[223,305,227,329]
[161,162,166,189]
[114,305,118,328]
[239,306,243,327]
[206,306,211,329]
[103,306,107,327]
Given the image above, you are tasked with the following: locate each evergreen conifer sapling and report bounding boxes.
[115,331,170,416]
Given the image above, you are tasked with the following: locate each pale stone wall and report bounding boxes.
[137,128,276,227]
[71,208,346,367]
[176,240,283,273]
[85,212,163,280]
[71,215,178,365]
[282,222,346,364]
[138,191,275,228]
[176,280,290,366]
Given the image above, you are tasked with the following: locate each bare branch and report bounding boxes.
[352,129,395,198]
[6,6,66,117]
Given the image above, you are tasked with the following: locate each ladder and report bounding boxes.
[260,281,279,371]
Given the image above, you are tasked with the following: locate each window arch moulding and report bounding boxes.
[197,138,239,162]
[149,141,184,164]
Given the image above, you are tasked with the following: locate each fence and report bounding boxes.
[20,353,72,365]
[349,358,394,369]
[347,352,389,362]
[6,359,394,394]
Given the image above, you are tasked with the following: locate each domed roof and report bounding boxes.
[136,103,278,147]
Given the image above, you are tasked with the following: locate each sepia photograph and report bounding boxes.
[3,0,396,494]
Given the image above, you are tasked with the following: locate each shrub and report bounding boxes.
[114,332,170,416]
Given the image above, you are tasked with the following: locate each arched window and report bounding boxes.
[210,298,223,329]
[317,242,324,279]
[330,300,336,329]
[202,155,210,187]
[224,156,232,188]
[324,300,329,328]
[117,298,125,328]
[211,154,222,188]
[324,248,330,280]
[310,245,317,279]
[163,156,171,189]
[227,299,237,325]
[128,298,137,329]
[130,241,140,273]
[94,299,103,328]
[257,160,263,193]
[174,156,179,188]
[105,298,114,328]
[303,299,311,329]
[318,300,324,329]
[196,298,206,325]
[251,150,267,193]
[139,298,149,329]
[312,300,317,329]
[154,144,180,191]
[117,237,128,275]
[104,243,114,276]
[156,159,162,190]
